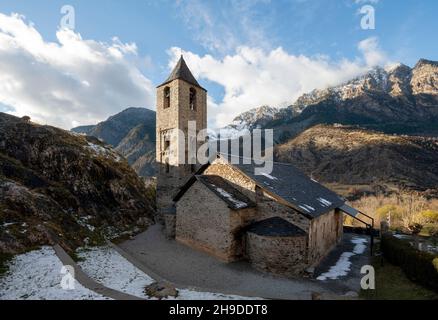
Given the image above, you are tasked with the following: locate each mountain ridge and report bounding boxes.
[72,107,156,177]
[274,124,438,196]
[224,58,438,141]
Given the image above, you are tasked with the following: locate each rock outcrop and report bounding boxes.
[0,113,154,254]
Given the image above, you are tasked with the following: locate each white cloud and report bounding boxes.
[169,37,390,128]
[175,0,273,54]
[358,37,387,66]
[0,13,155,129]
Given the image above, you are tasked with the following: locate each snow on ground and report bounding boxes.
[86,142,121,162]
[77,246,261,300]
[0,247,108,300]
[351,238,367,255]
[317,237,367,281]
[77,246,154,298]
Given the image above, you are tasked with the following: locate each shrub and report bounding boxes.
[376,205,404,226]
[421,210,438,223]
[434,258,438,272]
[381,234,438,292]
[0,252,13,276]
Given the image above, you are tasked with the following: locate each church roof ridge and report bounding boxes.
[157,56,206,91]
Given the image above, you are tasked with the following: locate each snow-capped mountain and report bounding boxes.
[289,63,412,108]
[213,105,282,139]
[222,59,438,141]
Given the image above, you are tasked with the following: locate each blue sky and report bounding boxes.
[0,0,437,128]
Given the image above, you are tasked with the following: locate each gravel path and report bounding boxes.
[118,224,361,300]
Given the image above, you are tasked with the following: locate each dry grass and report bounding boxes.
[347,191,438,235]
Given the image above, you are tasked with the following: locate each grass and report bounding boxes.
[0,253,13,276]
[360,255,438,300]
[69,250,85,263]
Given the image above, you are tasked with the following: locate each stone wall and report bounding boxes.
[246,232,308,277]
[205,162,255,198]
[176,181,255,262]
[307,209,343,266]
[255,193,310,232]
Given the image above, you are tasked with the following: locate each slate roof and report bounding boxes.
[219,154,345,219]
[196,175,256,211]
[173,154,345,219]
[247,217,307,237]
[158,56,206,91]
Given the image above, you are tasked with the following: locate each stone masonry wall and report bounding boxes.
[176,181,252,262]
[307,209,343,266]
[246,233,308,277]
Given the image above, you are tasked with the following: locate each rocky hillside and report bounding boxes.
[228,59,438,142]
[274,124,438,194]
[72,107,156,176]
[0,113,155,254]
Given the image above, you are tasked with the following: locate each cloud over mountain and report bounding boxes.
[169,38,390,128]
[0,13,155,129]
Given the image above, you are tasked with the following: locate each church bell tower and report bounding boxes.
[156,56,207,215]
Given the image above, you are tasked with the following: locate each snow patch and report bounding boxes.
[77,246,261,300]
[317,198,333,207]
[215,187,248,209]
[317,237,368,281]
[77,216,96,232]
[316,252,355,281]
[77,246,154,297]
[299,204,315,212]
[351,238,367,255]
[86,142,121,162]
[2,222,18,228]
[260,173,278,180]
[0,247,108,300]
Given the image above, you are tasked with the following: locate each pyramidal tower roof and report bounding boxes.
[158,56,206,91]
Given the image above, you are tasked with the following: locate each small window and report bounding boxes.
[165,162,170,173]
[164,87,170,109]
[164,139,170,151]
[189,88,196,111]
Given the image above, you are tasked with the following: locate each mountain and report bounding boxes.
[218,106,282,138]
[0,113,155,254]
[274,124,438,196]
[228,59,438,142]
[72,107,156,177]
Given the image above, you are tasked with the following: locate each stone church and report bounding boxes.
[155,56,353,277]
